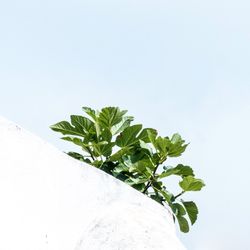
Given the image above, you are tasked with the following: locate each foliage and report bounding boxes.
[50,106,205,233]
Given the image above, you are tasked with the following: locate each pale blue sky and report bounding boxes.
[1,0,250,249]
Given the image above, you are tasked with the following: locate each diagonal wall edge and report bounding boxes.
[0,116,186,250]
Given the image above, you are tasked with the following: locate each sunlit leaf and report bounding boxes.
[138,128,157,143]
[70,115,94,134]
[109,147,131,161]
[50,121,85,137]
[179,176,205,191]
[116,124,142,147]
[111,116,134,135]
[159,164,194,179]
[82,106,97,121]
[99,107,127,129]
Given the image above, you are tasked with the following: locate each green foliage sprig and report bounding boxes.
[50,106,205,233]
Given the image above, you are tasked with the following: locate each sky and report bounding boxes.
[1,0,250,249]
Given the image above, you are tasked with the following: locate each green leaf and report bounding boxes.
[172,203,186,216]
[138,128,157,143]
[147,129,158,144]
[154,136,168,155]
[151,180,163,190]
[132,183,146,192]
[171,133,182,143]
[113,172,130,182]
[109,147,131,161]
[82,107,97,121]
[112,163,129,174]
[61,136,84,146]
[50,121,85,137]
[67,151,84,160]
[123,155,154,175]
[125,176,148,185]
[111,116,134,135]
[100,128,112,142]
[171,203,189,233]
[167,133,188,157]
[91,141,114,157]
[67,151,92,164]
[116,124,142,147]
[150,193,164,205]
[128,149,150,163]
[70,115,94,134]
[139,140,153,156]
[99,107,127,129]
[99,142,115,157]
[175,164,194,176]
[182,201,198,225]
[176,215,189,233]
[91,160,102,168]
[179,176,205,191]
[159,164,194,179]
[129,160,153,175]
[100,161,117,173]
[158,189,174,203]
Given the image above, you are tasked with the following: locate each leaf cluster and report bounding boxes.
[50,106,205,233]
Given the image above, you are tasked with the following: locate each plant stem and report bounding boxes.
[86,147,95,161]
[173,191,185,200]
[142,163,160,194]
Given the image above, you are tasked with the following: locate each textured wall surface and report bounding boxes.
[0,117,186,250]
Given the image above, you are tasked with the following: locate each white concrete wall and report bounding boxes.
[0,116,186,250]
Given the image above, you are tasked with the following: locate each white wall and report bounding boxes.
[0,116,185,250]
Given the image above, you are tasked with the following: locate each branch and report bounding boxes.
[86,147,95,161]
[142,163,160,194]
[173,191,185,200]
